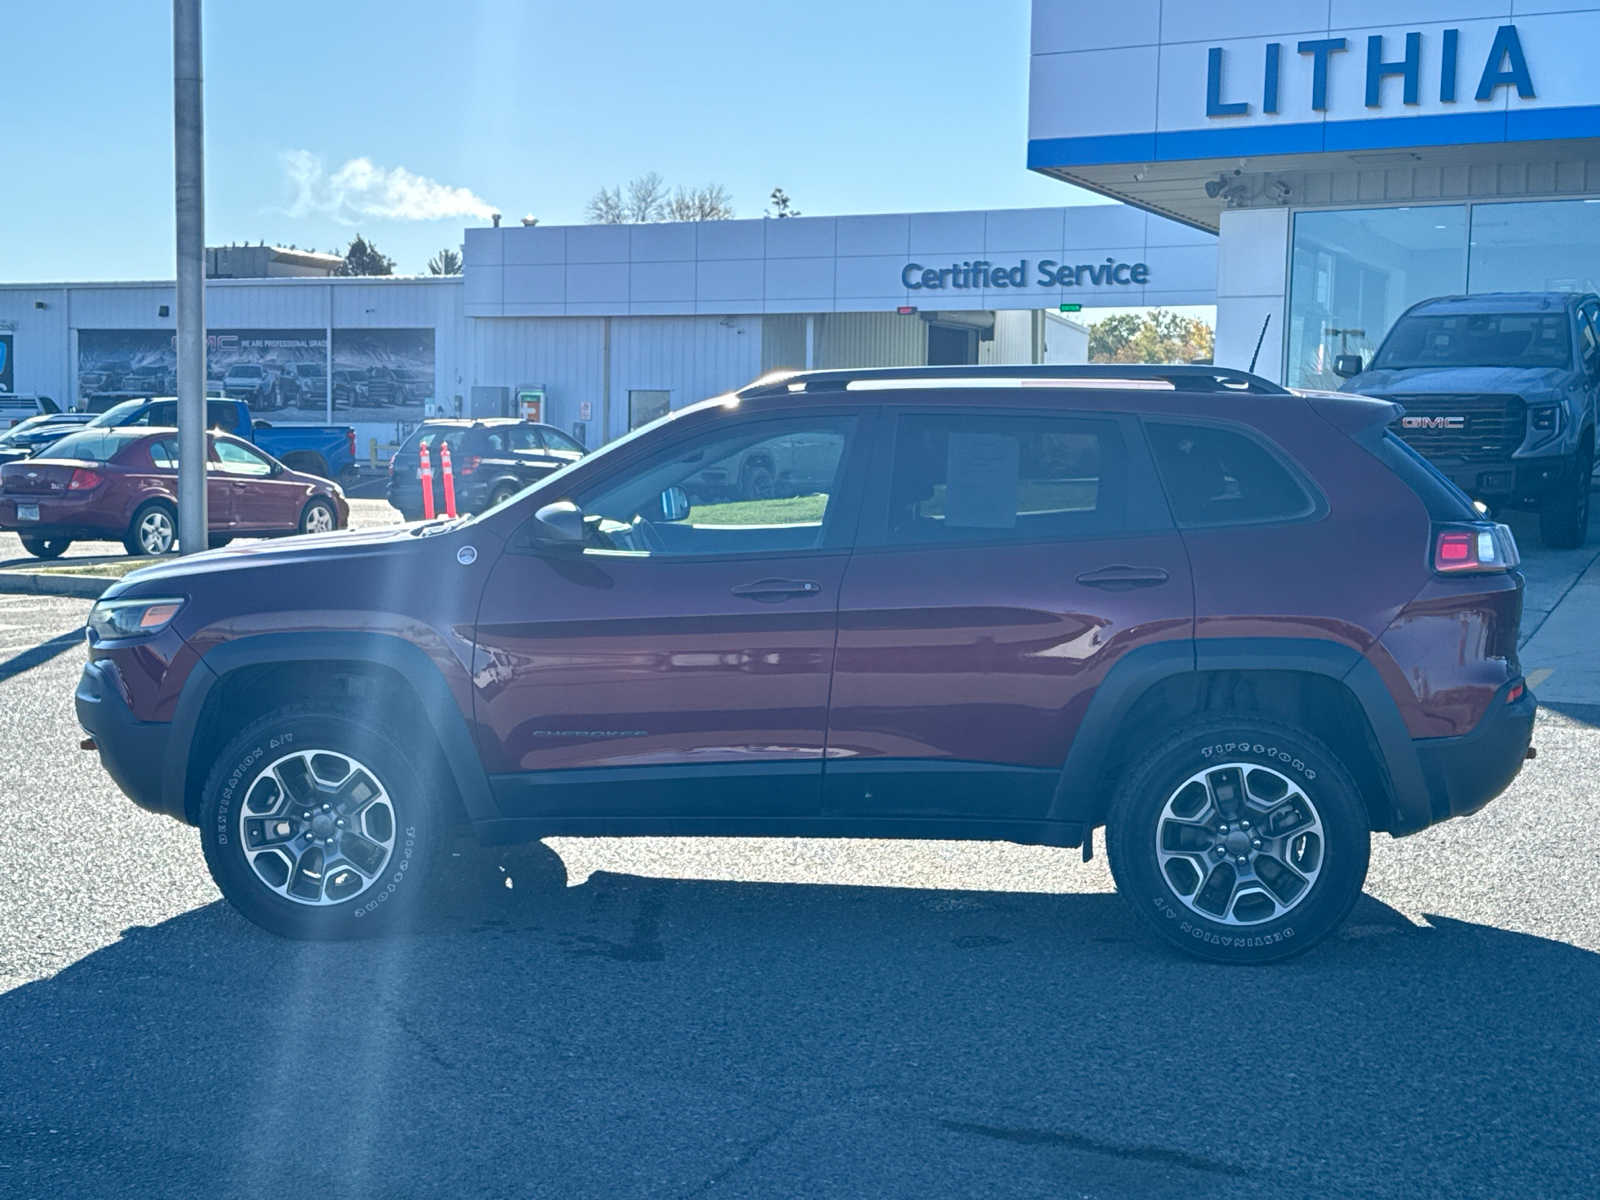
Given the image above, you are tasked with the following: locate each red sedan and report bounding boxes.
[0,427,348,558]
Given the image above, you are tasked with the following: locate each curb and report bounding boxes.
[0,571,117,599]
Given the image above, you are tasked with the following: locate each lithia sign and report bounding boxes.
[1206,23,1533,117]
[901,259,1150,291]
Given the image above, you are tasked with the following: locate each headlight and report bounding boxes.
[87,596,185,641]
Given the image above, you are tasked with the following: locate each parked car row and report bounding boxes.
[0,425,347,557]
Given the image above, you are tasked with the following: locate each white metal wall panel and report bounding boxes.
[979,310,1038,364]
[815,313,927,369]
[466,316,607,434]
[0,287,72,400]
[607,316,763,433]
[761,315,808,372]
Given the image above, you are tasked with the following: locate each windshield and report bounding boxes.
[40,429,145,461]
[227,364,263,378]
[1374,312,1573,370]
[87,399,147,428]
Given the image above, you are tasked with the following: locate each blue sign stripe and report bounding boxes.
[1028,103,1600,168]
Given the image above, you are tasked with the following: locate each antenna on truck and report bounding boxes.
[1248,313,1272,375]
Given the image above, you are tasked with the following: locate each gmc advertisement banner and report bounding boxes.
[78,328,434,424]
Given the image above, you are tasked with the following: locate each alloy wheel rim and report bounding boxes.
[237,749,397,907]
[305,505,333,533]
[1154,761,1325,926]
[140,511,174,554]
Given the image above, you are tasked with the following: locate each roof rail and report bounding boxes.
[736,364,1290,398]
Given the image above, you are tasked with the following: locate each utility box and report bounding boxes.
[468,386,509,418]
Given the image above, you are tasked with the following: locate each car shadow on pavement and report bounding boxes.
[2,841,1597,1200]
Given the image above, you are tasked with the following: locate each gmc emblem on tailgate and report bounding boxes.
[1401,415,1467,430]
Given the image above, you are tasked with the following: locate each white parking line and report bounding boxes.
[1526,667,1554,690]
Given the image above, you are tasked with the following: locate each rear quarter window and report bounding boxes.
[1146,421,1318,527]
[1369,431,1479,521]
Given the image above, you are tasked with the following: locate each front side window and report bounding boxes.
[543,427,585,453]
[213,438,275,477]
[1147,422,1315,527]
[574,416,856,557]
[885,413,1126,545]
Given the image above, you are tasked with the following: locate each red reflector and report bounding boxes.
[1507,682,1525,704]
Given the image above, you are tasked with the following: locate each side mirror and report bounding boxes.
[1333,354,1364,379]
[531,500,585,549]
[657,486,689,522]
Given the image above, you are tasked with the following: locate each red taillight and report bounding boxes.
[1506,681,1525,704]
[1432,523,1518,574]
[347,429,357,460]
[68,468,102,491]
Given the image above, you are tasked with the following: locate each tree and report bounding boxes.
[665,183,734,222]
[334,233,395,276]
[587,173,734,223]
[1088,309,1214,365]
[427,247,463,275]
[588,172,670,223]
[768,187,800,218]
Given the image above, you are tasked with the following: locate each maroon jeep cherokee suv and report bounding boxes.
[75,366,1535,962]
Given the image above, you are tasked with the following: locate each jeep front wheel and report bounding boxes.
[1105,717,1370,964]
[198,705,441,938]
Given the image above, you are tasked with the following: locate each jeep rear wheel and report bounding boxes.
[198,706,441,938]
[1105,717,1370,964]
[1539,438,1593,549]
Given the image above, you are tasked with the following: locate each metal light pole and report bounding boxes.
[173,0,207,553]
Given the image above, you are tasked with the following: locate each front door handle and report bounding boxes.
[730,578,822,602]
[1075,565,1170,590]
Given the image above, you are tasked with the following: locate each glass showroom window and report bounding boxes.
[1469,199,1600,295]
[1287,206,1467,388]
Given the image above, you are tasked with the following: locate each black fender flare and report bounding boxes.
[1049,637,1428,834]
[164,631,495,824]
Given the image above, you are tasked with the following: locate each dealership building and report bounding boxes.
[4,1,1596,451]
[1029,0,1600,385]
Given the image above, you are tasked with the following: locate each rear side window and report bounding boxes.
[1147,422,1315,527]
[886,413,1127,544]
[1371,431,1478,520]
[149,439,179,469]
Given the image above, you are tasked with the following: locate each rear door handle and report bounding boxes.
[1075,565,1170,590]
[730,578,822,602]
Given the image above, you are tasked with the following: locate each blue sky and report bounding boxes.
[4,0,1092,282]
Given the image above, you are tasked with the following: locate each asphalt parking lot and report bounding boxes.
[1,512,1599,1198]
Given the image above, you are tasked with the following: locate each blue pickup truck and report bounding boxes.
[80,396,357,483]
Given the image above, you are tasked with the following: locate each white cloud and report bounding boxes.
[281,150,496,224]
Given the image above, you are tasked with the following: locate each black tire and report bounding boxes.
[299,497,338,535]
[489,481,520,508]
[198,705,442,939]
[19,534,70,559]
[208,534,233,549]
[124,500,177,556]
[739,459,776,501]
[1539,438,1593,549]
[1105,717,1370,964]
